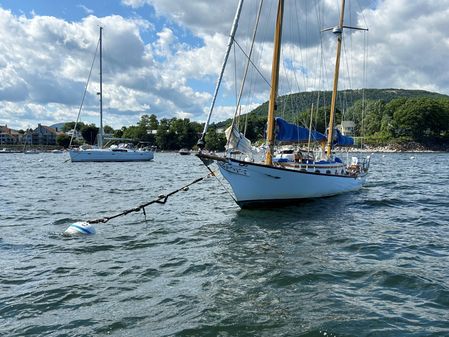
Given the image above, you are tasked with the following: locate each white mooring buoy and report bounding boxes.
[64,221,96,236]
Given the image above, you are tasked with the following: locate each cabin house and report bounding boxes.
[337,121,355,136]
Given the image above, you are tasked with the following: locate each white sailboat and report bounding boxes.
[69,27,154,162]
[197,0,370,208]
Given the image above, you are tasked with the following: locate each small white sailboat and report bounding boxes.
[23,131,40,154]
[197,0,370,208]
[24,150,40,154]
[69,27,154,163]
[178,148,191,155]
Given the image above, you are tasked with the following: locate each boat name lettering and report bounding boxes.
[219,162,248,176]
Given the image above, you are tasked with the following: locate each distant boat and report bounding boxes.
[196,0,370,208]
[70,143,154,162]
[178,148,191,155]
[69,27,154,163]
[22,138,40,154]
[24,150,40,154]
[0,148,22,154]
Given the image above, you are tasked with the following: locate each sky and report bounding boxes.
[1,0,449,130]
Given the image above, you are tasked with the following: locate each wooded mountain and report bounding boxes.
[212,88,449,150]
[216,88,449,128]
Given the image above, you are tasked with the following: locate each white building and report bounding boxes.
[337,121,355,135]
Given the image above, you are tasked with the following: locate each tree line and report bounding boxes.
[58,93,449,151]
[216,94,449,149]
[350,97,449,145]
[58,114,227,151]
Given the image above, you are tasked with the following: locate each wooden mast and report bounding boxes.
[265,0,284,165]
[326,0,346,158]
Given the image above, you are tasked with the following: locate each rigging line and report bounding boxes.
[69,38,100,148]
[315,85,321,134]
[280,54,291,121]
[233,43,238,107]
[87,173,213,224]
[348,0,353,86]
[226,0,265,150]
[361,30,368,149]
[318,30,328,129]
[283,1,308,125]
[310,2,320,92]
[307,103,314,154]
[355,0,370,31]
[316,1,328,122]
[291,1,302,94]
[304,0,309,90]
[233,44,241,130]
[308,1,322,132]
[310,1,323,129]
[341,31,350,90]
[233,38,271,88]
[280,24,288,99]
[244,0,271,111]
[202,163,237,203]
[341,37,353,118]
[199,0,244,146]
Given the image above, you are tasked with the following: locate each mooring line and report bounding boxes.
[86,173,213,224]
[199,155,237,203]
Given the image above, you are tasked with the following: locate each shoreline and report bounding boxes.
[342,141,449,153]
[343,146,449,153]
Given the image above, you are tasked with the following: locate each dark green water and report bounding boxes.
[1,152,448,336]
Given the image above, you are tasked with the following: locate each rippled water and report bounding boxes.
[1,152,449,336]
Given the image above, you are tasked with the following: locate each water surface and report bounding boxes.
[1,152,448,336]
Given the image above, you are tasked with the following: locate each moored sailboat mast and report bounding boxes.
[98,26,104,149]
[265,0,284,166]
[326,0,346,158]
[69,27,154,162]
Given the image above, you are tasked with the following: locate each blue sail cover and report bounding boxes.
[275,117,355,146]
[334,129,355,146]
[275,118,326,143]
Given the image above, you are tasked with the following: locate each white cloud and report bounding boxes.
[3,0,449,132]
[358,0,449,91]
[0,7,212,129]
[121,0,147,9]
[78,4,94,15]
[122,0,237,36]
[154,27,175,57]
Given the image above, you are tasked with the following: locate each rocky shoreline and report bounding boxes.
[344,141,449,153]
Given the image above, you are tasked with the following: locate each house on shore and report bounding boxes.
[1,123,71,147]
[0,125,21,144]
[337,121,355,136]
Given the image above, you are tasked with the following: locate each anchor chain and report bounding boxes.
[87,174,212,224]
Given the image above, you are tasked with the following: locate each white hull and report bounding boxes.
[69,149,154,162]
[217,158,366,207]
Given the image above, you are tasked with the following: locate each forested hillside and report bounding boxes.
[216,88,449,150]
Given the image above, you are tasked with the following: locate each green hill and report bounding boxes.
[216,88,449,127]
[212,88,449,150]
